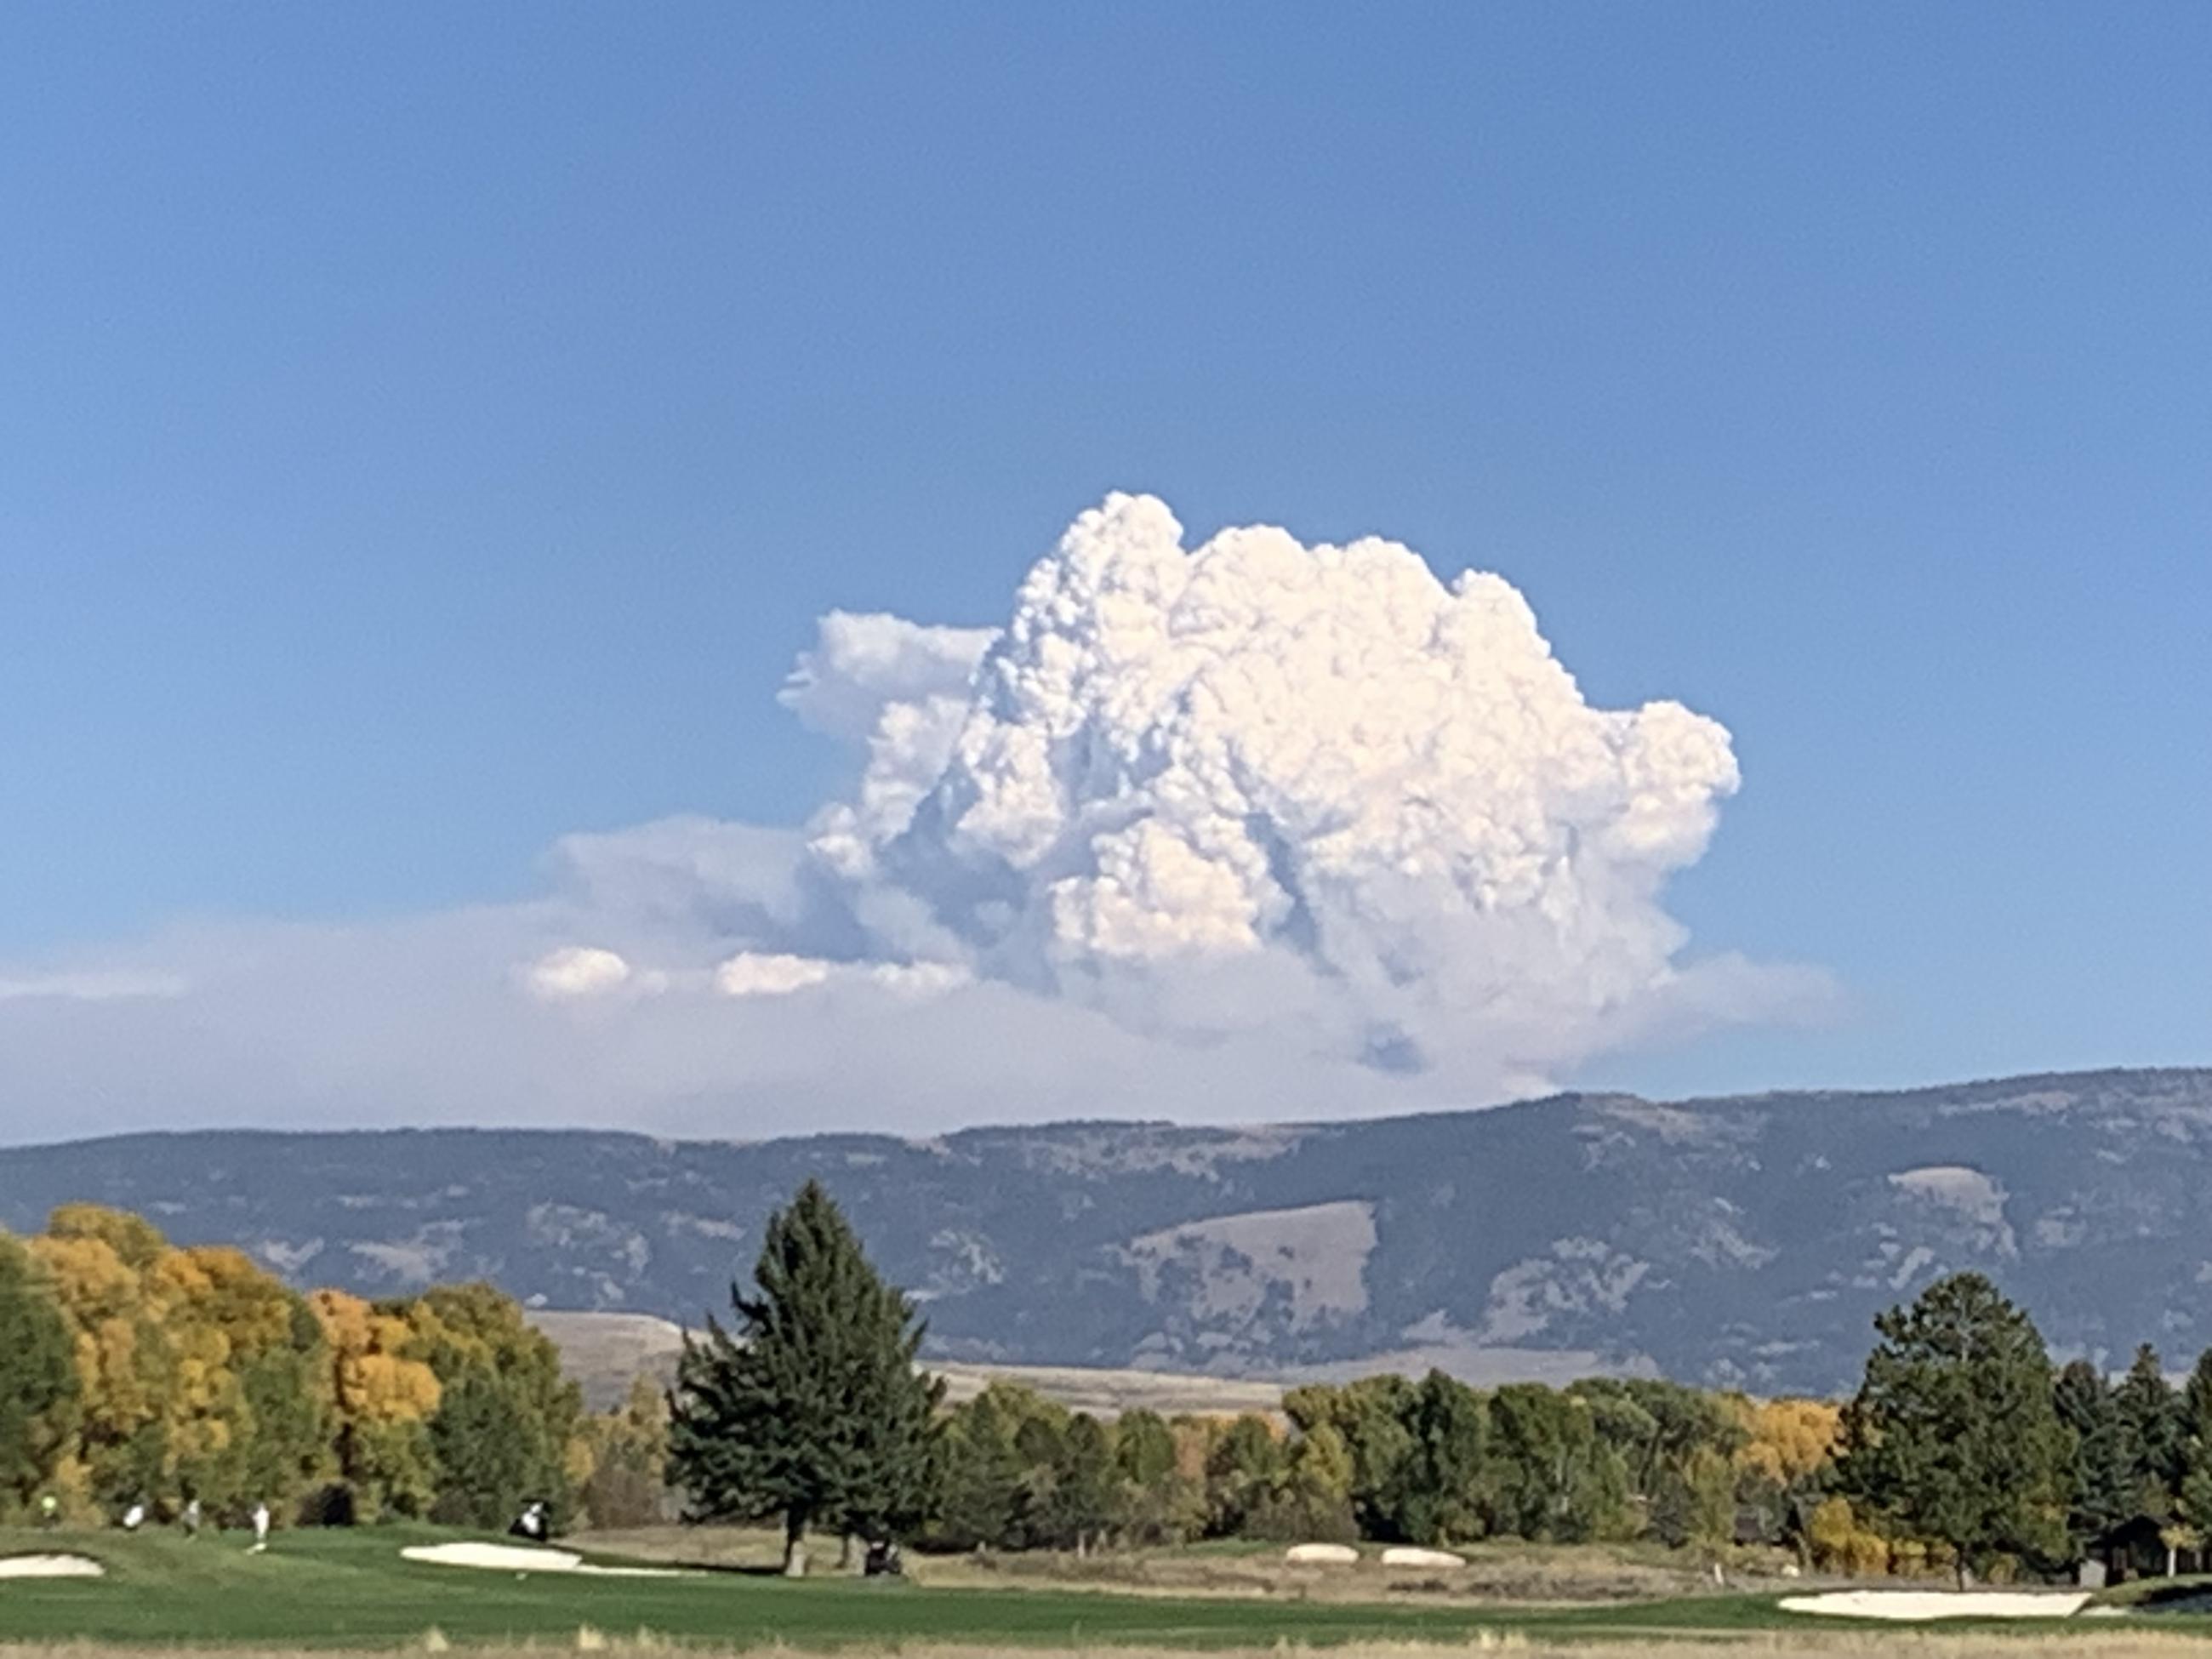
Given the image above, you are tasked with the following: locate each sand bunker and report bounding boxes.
[0,1554,105,1581]
[400,1542,691,1578]
[1781,1589,2091,1622]
[1283,1543,1359,1565]
[1380,1546,1466,1569]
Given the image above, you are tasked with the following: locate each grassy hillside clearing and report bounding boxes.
[527,1312,1287,1417]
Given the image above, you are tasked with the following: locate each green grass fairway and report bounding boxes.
[0,1527,1816,1650]
[14,1528,2211,1650]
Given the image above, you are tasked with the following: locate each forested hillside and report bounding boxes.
[4,1068,2209,1394]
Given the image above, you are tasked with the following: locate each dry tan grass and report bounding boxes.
[527,1312,1285,1418]
[905,1544,1720,1606]
[929,1363,1284,1419]
[12,1638,2212,1658]
[579,1526,1792,1607]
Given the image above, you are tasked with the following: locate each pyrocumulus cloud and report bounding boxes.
[0,494,1828,1139]
[790,493,1783,1082]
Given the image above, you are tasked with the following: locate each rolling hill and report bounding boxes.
[3,1067,2208,1394]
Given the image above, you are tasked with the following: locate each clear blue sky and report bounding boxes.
[3,3,2207,1121]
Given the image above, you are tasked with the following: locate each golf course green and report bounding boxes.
[14,1528,2212,1650]
[0,1526,1819,1649]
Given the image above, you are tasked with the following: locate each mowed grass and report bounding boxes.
[0,1526,1782,1650]
[9,1528,2212,1652]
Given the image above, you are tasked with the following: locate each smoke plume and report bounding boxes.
[792,493,1772,1083]
[0,494,1826,1138]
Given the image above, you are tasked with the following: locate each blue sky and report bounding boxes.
[3,4,2206,1137]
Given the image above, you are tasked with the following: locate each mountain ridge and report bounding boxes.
[3,1065,2207,1395]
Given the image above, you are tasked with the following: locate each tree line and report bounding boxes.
[665,1183,2212,1585]
[663,1180,1837,1573]
[0,1206,659,1531]
[11,1183,2207,1589]
[914,1369,1837,1561]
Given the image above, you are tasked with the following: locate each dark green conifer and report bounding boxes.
[2115,1343,2183,1523]
[2055,1358,2129,1552]
[668,1180,942,1575]
[2172,1348,2212,1547]
[1839,1272,2069,1582]
[1043,1414,1117,1554]
[929,1385,1029,1551]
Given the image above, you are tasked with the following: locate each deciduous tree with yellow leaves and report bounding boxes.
[309,1290,442,1522]
[27,1207,331,1520]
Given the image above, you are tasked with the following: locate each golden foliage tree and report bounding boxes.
[309,1290,442,1521]
[1734,1396,1842,1487]
[29,1209,331,1519]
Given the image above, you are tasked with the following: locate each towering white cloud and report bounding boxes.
[0,494,1827,1141]
[796,493,1763,1079]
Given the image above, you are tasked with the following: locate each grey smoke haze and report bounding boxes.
[0,496,1832,1143]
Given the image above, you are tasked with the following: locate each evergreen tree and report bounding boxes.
[1838,1272,2070,1582]
[924,1398,1018,1557]
[1042,1414,1117,1553]
[668,1180,942,1575]
[2055,1359,2129,1553]
[0,1234,77,1513]
[930,1386,1028,1550]
[2115,1343,2183,1524]
[2174,1349,2212,1544]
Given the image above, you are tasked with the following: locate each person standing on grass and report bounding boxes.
[38,1494,59,1531]
[251,1502,271,1551]
[121,1501,145,1532]
[181,1497,202,1539]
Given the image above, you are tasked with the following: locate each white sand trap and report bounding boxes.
[1781,1589,2091,1622]
[401,1542,692,1578]
[1283,1543,1359,1565]
[0,1554,105,1581]
[1381,1546,1466,1569]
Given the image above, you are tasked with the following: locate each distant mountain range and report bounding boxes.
[4,1068,2209,1396]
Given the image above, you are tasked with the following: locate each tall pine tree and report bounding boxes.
[2170,1348,2212,1565]
[2055,1358,2130,1555]
[2115,1343,2183,1526]
[669,1180,942,1575]
[1839,1272,2070,1582]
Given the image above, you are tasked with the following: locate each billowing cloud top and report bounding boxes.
[0,495,1827,1140]
[804,493,1751,1076]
